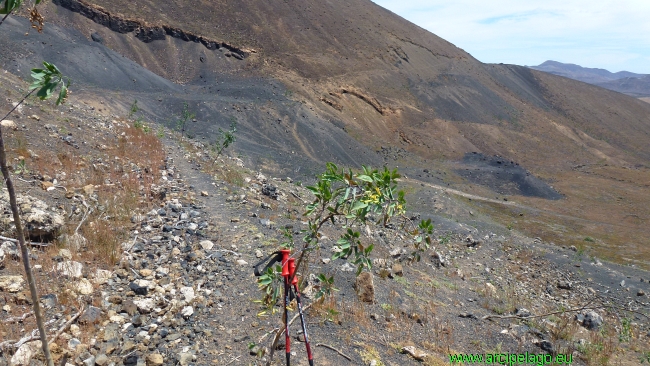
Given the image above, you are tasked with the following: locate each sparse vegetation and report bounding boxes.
[0,58,68,366]
[359,345,385,366]
[210,117,237,158]
[176,102,195,134]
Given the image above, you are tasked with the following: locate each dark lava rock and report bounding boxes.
[262,184,279,199]
[129,281,148,296]
[91,32,103,43]
[538,340,554,354]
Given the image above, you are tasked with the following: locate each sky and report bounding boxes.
[372,0,650,74]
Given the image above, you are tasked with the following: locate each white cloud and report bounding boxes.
[372,0,650,73]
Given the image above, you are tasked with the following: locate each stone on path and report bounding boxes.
[355,272,375,303]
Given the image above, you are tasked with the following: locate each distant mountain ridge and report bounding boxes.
[529,60,650,97]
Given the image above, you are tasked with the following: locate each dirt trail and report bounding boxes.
[404,177,641,230]
[162,139,230,225]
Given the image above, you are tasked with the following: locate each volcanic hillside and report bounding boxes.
[3,0,650,265]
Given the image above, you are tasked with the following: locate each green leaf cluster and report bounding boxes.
[255,163,435,312]
[314,273,338,300]
[30,61,68,105]
[304,163,432,274]
[255,264,283,316]
[1,0,41,14]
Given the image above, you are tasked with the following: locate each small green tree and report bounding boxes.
[0,62,67,366]
[260,163,434,364]
[211,117,237,157]
[176,102,195,134]
[128,99,139,117]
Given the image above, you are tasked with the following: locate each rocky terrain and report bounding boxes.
[0,73,649,365]
[1,0,650,365]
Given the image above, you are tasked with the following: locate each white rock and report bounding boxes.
[57,261,84,278]
[135,279,156,289]
[485,282,497,295]
[236,259,248,266]
[199,240,214,251]
[0,190,64,239]
[58,248,72,260]
[70,324,81,337]
[133,298,155,313]
[0,120,16,130]
[255,250,263,258]
[110,315,127,324]
[74,278,94,295]
[1,241,19,258]
[180,287,195,302]
[181,306,194,317]
[0,248,5,262]
[67,233,87,251]
[92,269,113,285]
[10,340,41,366]
[0,275,25,293]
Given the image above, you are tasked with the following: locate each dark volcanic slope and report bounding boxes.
[456,152,562,200]
[36,0,650,172]
[0,15,382,177]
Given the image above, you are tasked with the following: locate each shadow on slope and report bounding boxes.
[455,152,562,200]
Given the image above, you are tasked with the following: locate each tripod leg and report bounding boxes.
[293,285,314,365]
[284,278,291,366]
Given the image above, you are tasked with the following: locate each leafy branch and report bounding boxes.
[256,163,434,308]
[211,117,237,157]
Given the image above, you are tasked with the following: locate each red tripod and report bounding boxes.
[255,250,314,365]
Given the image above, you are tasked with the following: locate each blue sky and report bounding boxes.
[372,0,650,74]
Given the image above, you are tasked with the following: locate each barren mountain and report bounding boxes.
[529,60,647,84]
[530,60,650,97]
[595,75,650,98]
